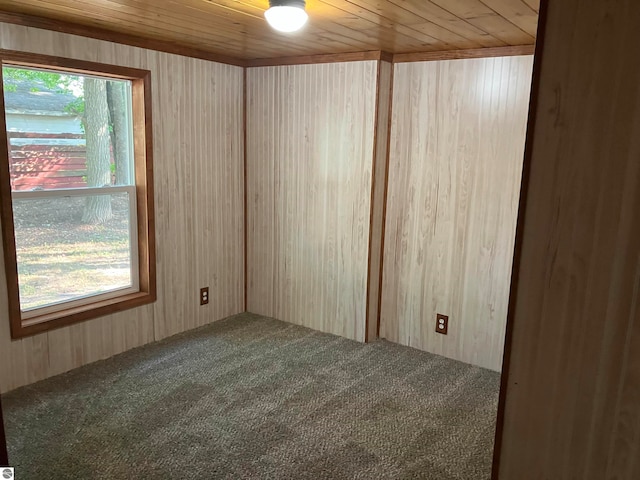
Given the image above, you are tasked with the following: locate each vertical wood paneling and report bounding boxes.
[0,23,244,393]
[380,56,533,371]
[246,61,377,342]
[366,59,392,342]
[497,0,640,477]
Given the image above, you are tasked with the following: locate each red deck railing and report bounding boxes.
[8,132,113,191]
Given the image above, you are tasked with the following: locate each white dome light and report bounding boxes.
[265,2,308,33]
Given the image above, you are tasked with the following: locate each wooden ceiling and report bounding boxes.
[0,1,539,64]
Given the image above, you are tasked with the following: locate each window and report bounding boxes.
[0,50,155,338]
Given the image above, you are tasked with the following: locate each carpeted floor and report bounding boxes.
[2,313,501,479]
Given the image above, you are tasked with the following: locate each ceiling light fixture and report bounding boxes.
[264,0,308,33]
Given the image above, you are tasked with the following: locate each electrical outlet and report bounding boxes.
[436,314,448,335]
[200,287,209,305]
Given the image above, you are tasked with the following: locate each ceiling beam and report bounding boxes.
[393,44,535,63]
[246,51,390,68]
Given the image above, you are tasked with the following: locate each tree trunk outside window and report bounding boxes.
[82,77,113,224]
[107,81,131,186]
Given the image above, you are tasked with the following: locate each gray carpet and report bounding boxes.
[2,313,500,479]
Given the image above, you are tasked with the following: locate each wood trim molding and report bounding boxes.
[393,45,535,63]
[18,293,155,337]
[243,68,248,312]
[491,2,549,479]
[380,51,394,63]
[376,63,394,340]
[250,48,525,68]
[0,50,157,339]
[0,10,247,67]
[0,48,150,80]
[364,59,384,343]
[245,51,385,68]
[0,66,21,339]
[133,70,156,299]
[0,395,8,466]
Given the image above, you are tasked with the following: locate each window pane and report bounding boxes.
[12,192,135,312]
[2,66,134,191]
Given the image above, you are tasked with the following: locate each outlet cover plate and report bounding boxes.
[436,314,448,335]
[200,287,209,305]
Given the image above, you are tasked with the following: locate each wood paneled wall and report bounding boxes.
[246,62,377,342]
[0,23,245,393]
[380,56,533,371]
[496,0,640,477]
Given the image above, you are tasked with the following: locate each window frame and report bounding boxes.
[15,185,140,321]
[0,49,156,339]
